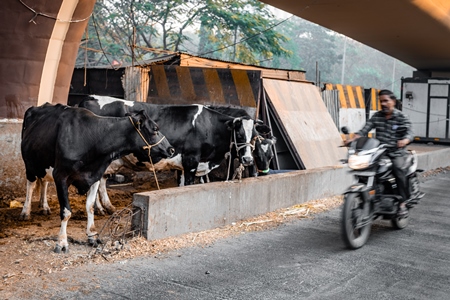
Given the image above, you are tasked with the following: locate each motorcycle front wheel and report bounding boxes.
[341,193,372,249]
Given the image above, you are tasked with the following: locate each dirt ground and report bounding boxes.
[0,168,180,291]
[1,166,447,296]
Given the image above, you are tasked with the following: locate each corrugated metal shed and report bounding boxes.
[178,53,307,82]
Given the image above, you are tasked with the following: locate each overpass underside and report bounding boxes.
[261,0,450,74]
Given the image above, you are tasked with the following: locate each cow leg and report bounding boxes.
[98,177,116,215]
[38,179,51,215]
[86,180,101,246]
[182,156,200,186]
[19,179,36,220]
[54,179,71,254]
[177,170,185,187]
[184,170,196,186]
[94,193,106,216]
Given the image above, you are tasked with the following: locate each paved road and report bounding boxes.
[6,172,450,299]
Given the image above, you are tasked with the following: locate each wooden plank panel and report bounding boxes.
[264,79,347,169]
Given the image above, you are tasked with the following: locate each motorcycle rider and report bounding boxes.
[347,89,414,216]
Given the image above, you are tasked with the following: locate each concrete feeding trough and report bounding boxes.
[132,165,353,241]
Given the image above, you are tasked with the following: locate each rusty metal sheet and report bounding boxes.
[264,79,347,169]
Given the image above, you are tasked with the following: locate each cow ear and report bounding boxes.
[269,136,277,145]
[134,110,148,122]
[129,113,141,129]
[225,119,235,130]
[256,124,271,135]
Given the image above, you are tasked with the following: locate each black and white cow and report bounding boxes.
[79,95,270,185]
[252,135,277,175]
[200,105,277,181]
[21,103,174,253]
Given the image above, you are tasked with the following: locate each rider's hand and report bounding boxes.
[397,138,410,148]
[345,134,361,146]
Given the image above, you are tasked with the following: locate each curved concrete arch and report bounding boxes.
[0,0,95,118]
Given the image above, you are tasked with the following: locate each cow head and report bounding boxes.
[226,117,255,166]
[252,136,277,174]
[129,110,175,163]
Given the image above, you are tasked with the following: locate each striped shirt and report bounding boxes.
[357,109,414,157]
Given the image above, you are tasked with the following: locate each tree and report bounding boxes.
[271,17,341,83]
[76,0,291,67]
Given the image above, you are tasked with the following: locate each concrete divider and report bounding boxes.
[133,147,450,241]
[133,165,353,240]
[416,147,450,171]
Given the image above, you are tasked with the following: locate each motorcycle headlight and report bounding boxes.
[348,154,371,170]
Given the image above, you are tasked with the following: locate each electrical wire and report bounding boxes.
[193,14,295,59]
[18,0,91,24]
[91,13,120,70]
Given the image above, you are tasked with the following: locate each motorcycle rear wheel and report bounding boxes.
[341,193,371,249]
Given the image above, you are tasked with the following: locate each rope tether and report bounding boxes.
[129,116,167,190]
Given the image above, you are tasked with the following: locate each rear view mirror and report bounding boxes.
[341,126,349,135]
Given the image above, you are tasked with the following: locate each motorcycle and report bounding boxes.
[340,127,425,249]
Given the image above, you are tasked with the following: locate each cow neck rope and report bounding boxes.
[225,129,255,181]
[128,116,166,190]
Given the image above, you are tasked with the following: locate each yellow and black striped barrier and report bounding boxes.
[324,83,365,109]
[148,65,260,107]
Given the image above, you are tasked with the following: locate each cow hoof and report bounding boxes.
[88,235,101,247]
[40,209,51,216]
[53,244,68,254]
[94,207,106,216]
[18,214,30,221]
[105,206,116,215]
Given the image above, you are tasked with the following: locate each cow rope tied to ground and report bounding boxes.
[90,205,142,257]
[128,116,166,190]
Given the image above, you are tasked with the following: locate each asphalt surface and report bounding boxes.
[6,171,450,300]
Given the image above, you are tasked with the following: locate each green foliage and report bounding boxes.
[76,0,291,67]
